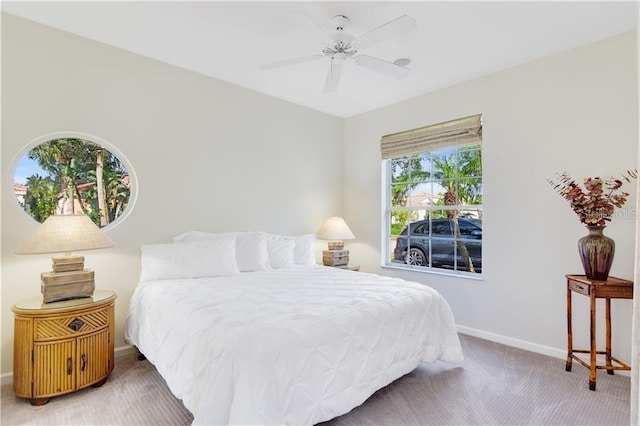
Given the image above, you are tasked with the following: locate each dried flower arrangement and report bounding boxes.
[547,170,637,226]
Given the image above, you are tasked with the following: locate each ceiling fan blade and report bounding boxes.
[354,15,417,50]
[323,54,346,94]
[261,55,324,70]
[291,10,334,45]
[355,55,410,78]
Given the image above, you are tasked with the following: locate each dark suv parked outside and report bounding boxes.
[393,218,482,272]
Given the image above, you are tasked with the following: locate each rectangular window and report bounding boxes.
[382,115,483,276]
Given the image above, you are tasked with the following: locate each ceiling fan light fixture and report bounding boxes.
[333,52,347,63]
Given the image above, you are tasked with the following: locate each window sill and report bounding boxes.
[381,263,484,281]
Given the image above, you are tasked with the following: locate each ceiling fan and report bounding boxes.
[261,12,417,94]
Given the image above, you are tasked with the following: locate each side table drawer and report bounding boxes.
[568,280,590,296]
[34,306,110,341]
[594,284,634,299]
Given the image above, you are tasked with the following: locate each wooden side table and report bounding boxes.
[333,264,360,271]
[565,275,632,391]
[320,264,360,271]
[12,290,116,405]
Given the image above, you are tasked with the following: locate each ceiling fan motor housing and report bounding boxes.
[325,16,356,57]
[331,15,350,31]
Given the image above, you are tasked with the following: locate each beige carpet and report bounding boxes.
[1,334,630,425]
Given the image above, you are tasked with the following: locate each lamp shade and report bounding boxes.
[16,214,115,255]
[317,216,355,241]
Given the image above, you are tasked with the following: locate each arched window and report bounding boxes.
[13,133,136,229]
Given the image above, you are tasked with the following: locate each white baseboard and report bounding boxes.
[457,325,567,359]
[115,344,138,358]
[0,345,138,386]
[457,325,630,377]
[0,372,13,386]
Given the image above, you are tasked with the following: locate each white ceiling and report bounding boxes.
[2,1,637,118]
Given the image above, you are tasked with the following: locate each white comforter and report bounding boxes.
[124,265,463,425]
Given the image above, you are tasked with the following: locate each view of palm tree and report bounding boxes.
[389,144,482,273]
[14,138,131,228]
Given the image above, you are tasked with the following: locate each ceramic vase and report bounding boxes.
[577,225,615,281]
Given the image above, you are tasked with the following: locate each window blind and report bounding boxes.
[380,114,482,159]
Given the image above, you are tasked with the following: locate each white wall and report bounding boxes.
[344,32,638,362]
[1,14,343,376]
[2,13,637,381]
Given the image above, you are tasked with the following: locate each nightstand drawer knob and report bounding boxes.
[68,318,84,332]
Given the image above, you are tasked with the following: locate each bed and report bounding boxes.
[124,231,463,425]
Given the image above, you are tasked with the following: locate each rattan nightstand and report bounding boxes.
[12,290,116,405]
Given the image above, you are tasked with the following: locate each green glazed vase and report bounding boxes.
[577,225,615,281]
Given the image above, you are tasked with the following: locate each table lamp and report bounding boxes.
[317,216,355,266]
[16,213,115,303]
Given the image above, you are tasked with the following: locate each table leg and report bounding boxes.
[589,291,597,391]
[566,283,573,372]
[605,297,614,375]
[30,397,49,406]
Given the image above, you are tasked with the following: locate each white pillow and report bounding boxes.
[235,233,269,271]
[266,233,317,266]
[140,237,238,282]
[292,234,316,266]
[172,230,219,243]
[172,231,269,272]
[268,237,295,269]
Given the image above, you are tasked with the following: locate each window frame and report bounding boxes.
[381,135,483,279]
[10,131,137,231]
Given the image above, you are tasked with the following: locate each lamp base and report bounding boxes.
[328,241,344,250]
[52,255,85,272]
[322,249,349,266]
[41,269,95,303]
